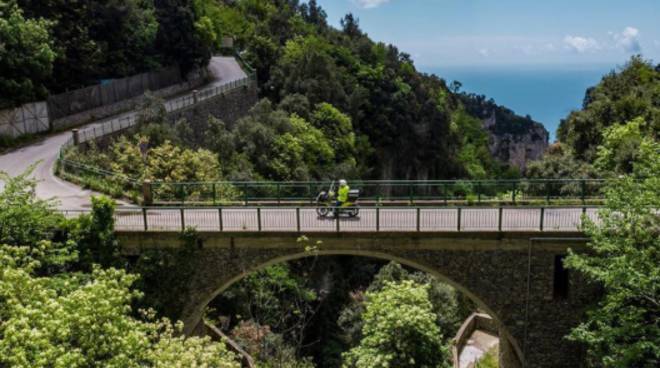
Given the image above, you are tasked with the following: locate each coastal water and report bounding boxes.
[422,65,615,141]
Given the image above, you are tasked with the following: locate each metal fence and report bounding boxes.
[0,101,50,138]
[67,76,254,147]
[147,179,610,206]
[59,206,601,233]
[47,66,182,120]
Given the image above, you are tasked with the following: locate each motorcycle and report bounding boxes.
[315,181,360,218]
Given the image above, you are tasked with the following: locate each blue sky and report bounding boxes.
[314,0,660,68]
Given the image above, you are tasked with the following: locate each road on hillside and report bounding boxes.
[0,57,247,209]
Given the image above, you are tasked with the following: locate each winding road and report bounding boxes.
[0,57,247,209]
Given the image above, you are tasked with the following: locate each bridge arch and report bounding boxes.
[119,230,595,367]
[189,249,525,367]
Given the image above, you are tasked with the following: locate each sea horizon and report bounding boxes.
[420,63,619,141]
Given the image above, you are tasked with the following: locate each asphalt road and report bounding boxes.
[0,57,247,209]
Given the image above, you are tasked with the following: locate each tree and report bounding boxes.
[0,166,62,247]
[594,117,653,175]
[564,137,659,367]
[342,280,451,368]
[17,0,160,90]
[0,1,55,108]
[0,244,240,368]
[557,56,659,161]
[154,0,210,74]
[0,171,240,367]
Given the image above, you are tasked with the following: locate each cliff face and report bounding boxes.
[482,112,549,170]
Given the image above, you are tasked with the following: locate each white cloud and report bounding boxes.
[354,0,390,9]
[611,26,642,53]
[563,35,600,53]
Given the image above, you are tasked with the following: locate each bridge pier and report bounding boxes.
[120,231,596,368]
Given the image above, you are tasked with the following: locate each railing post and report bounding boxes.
[212,183,217,206]
[180,208,185,230]
[192,90,199,104]
[376,207,380,232]
[218,208,223,231]
[72,129,80,146]
[142,179,153,206]
[409,184,414,204]
[540,207,545,231]
[546,181,551,204]
[296,208,301,232]
[512,182,517,204]
[276,183,281,205]
[580,179,586,205]
[309,183,314,204]
[477,182,482,204]
[416,207,421,232]
[336,210,340,232]
[243,183,248,206]
[142,208,148,231]
[444,183,448,206]
[457,207,462,232]
[498,207,503,232]
[257,208,262,232]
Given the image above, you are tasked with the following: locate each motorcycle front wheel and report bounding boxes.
[316,206,330,217]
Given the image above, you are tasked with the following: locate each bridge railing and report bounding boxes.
[145,179,610,206]
[59,206,600,233]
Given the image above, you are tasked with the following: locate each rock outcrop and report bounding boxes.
[482,111,549,170]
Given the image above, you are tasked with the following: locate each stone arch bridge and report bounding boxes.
[116,209,599,368]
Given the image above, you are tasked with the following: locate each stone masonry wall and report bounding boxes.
[167,82,258,127]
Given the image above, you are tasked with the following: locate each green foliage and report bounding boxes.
[0,173,240,367]
[339,262,467,347]
[17,0,162,91]
[0,166,63,247]
[153,0,210,74]
[0,0,55,108]
[0,245,239,368]
[67,195,118,269]
[558,56,660,161]
[450,110,496,178]
[564,143,660,367]
[475,347,499,368]
[594,117,657,175]
[230,320,315,368]
[342,280,451,368]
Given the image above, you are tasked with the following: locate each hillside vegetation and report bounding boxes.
[45,0,548,186]
[528,56,659,179]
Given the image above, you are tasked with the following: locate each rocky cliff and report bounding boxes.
[459,93,549,171]
[482,111,549,170]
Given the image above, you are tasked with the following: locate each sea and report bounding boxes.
[421,64,616,141]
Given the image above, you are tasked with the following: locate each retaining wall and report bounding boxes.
[52,68,209,130]
[167,82,258,127]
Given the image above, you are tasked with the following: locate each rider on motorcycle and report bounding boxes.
[334,179,350,217]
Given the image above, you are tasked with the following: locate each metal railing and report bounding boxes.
[60,206,600,233]
[70,76,253,147]
[145,179,610,206]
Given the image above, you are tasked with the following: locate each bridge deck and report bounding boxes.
[61,206,599,233]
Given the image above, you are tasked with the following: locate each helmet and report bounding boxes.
[339,179,347,186]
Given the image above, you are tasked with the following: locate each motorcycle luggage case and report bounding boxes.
[348,189,360,200]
